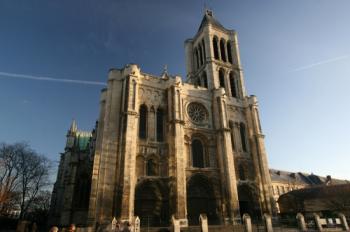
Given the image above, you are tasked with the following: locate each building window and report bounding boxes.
[239,165,245,180]
[146,159,157,176]
[195,48,200,69]
[199,44,203,66]
[227,41,233,64]
[202,39,206,63]
[202,71,208,88]
[213,37,219,60]
[139,104,147,139]
[219,69,225,88]
[220,39,226,62]
[240,123,247,152]
[192,139,204,168]
[229,72,237,98]
[187,102,207,124]
[156,108,164,142]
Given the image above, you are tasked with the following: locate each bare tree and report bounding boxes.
[0,143,21,214]
[0,142,51,219]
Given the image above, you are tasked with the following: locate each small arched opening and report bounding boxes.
[219,69,225,88]
[220,39,226,62]
[146,158,158,176]
[156,108,164,142]
[213,37,219,60]
[227,40,233,64]
[229,72,237,98]
[199,44,203,66]
[139,104,148,139]
[240,123,247,152]
[202,39,206,63]
[191,139,204,168]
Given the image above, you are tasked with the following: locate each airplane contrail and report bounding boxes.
[293,55,349,72]
[0,71,106,86]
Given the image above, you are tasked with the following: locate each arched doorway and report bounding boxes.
[238,184,260,220]
[187,175,219,225]
[134,180,169,227]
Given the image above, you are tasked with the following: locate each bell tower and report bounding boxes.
[185,10,246,98]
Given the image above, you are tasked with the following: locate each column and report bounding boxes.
[120,77,139,222]
[170,78,187,225]
[214,89,240,224]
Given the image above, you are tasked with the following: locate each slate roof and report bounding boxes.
[269,169,349,186]
[198,10,227,33]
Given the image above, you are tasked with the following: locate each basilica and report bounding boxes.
[49,10,275,229]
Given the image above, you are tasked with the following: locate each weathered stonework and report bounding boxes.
[49,11,275,229]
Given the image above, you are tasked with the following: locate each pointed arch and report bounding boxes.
[146,158,158,176]
[213,37,219,60]
[139,104,148,139]
[227,40,233,64]
[238,184,260,220]
[218,69,225,88]
[238,164,246,180]
[191,139,204,168]
[220,39,226,62]
[229,72,237,98]
[134,180,170,226]
[187,174,219,225]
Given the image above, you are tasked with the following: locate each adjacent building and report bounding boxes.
[270,169,349,212]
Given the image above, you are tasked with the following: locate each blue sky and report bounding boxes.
[0,0,349,180]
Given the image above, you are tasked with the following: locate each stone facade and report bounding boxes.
[49,11,276,229]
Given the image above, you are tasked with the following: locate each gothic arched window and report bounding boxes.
[156,108,164,142]
[219,69,225,88]
[213,37,219,60]
[192,139,204,168]
[202,71,208,88]
[240,123,247,152]
[239,164,246,180]
[227,41,233,64]
[229,72,237,98]
[139,104,147,139]
[220,39,227,62]
[146,159,157,176]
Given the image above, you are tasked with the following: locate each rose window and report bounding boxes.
[187,103,207,123]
